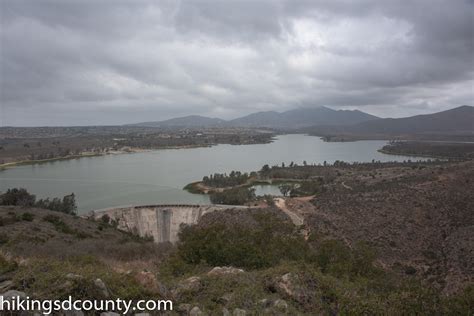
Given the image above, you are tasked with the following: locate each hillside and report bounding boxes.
[132,115,226,128]
[229,107,379,128]
[307,105,474,140]
[0,161,472,314]
[131,107,379,129]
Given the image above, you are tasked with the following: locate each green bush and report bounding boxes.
[210,187,256,205]
[173,213,310,271]
[0,188,78,215]
[315,239,380,279]
[0,232,9,245]
[43,214,90,239]
[21,212,35,221]
[0,254,17,274]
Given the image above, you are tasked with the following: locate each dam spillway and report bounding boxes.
[91,204,246,243]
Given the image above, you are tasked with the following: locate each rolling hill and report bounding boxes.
[132,106,379,129]
[306,105,474,140]
[228,107,379,128]
[132,115,226,127]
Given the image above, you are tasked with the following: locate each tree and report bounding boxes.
[261,164,270,173]
[279,184,294,197]
[0,188,36,207]
[62,193,78,215]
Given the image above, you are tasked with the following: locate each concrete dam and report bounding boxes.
[92,204,247,243]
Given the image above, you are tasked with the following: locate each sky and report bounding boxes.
[1,0,473,126]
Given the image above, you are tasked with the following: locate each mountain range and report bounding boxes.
[305,105,474,137]
[132,105,474,140]
[132,106,379,129]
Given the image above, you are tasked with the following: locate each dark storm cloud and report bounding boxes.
[1,0,472,126]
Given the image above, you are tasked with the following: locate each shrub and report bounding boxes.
[173,213,310,270]
[21,212,35,221]
[0,188,78,215]
[0,188,36,206]
[0,232,9,245]
[43,214,90,239]
[210,187,256,205]
[0,254,17,274]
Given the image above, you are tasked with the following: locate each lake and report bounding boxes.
[0,134,425,213]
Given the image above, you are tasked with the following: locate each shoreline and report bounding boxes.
[0,139,276,171]
[377,149,461,160]
[184,178,305,195]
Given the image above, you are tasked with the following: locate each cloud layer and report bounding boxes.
[1,0,473,126]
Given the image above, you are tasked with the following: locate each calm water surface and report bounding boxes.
[0,134,425,213]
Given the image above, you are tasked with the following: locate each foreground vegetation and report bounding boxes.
[0,188,77,215]
[158,209,473,314]
[1,204,471,315]
[1,157,473,314]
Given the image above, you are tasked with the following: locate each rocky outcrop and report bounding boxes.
[207,266,244,276]
[275,273,308,304]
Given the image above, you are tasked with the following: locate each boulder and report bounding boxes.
[0,280,13,292]
[65,273,83,280]
[233,308,247,316]
[100,313,120,316]
[176,303,191,313]
[173,276,201,298]
[258,298,272,308]
[135,271,167,295]
[94,278,110,298]
[0,290,26,300]
[275,273,306,303]
[222,308,231,316]
[273,299,288,310]
[207,267,244,277]
[217,293,233,305]
[189,306,203,316]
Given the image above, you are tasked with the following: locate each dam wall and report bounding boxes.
[92,204,246,243]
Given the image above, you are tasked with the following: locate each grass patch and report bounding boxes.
[13,255,155,300]
[42,214,91,239]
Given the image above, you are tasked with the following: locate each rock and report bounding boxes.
[135,270,167,295]
[176,303,191,313]
[0,275,11,282]
[173,276,201,298]
[222,307,231,316]
[100,313,120,316]
[0,290,26,300]
[134,313,151,316]
[273,299,288,310]
[233,308,246,316]
[189,306,203,316]
[94,278,110,298]
[63,311,85,316]
[0,280,13,292]
[217,293,233,305]
[258,298,272,308]
[66,273,83,280]
[275,273,306,303]
[207,267,244,276]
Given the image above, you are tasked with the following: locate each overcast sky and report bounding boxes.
[1,0,473,126]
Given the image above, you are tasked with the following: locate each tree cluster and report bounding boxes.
[209,187,256,205]
[0,188,77,215]
[202,171,251,188]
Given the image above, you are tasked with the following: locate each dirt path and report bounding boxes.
[341,182,353,190]
[274,198,304,226]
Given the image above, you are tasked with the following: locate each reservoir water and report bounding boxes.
[0,134,426,213]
